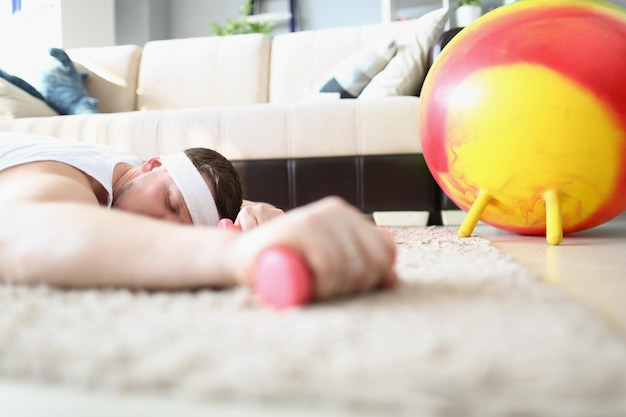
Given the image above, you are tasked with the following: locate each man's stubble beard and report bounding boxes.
[111,181,134,209]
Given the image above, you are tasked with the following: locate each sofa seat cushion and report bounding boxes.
[155,97,423,160]
[0,96,421,160]
[137,34,271,111]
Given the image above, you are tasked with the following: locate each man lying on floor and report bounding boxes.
[0,133,396,301]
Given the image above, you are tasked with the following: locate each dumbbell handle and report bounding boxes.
[218,219,313,308]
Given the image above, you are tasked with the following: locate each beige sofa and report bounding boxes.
[0,8,451,223]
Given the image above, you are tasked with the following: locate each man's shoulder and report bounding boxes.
[0,161,102,205]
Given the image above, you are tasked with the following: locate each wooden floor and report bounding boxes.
[473,213,626,336]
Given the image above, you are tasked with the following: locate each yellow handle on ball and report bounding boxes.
[544,189,563,245]
[458,191,493,238]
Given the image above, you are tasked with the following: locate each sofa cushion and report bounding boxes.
[68,45,143,113]
[155,97,422,160]
[0,77,58,119]
[269,9,448,103]
[137,34,271,110]
[0,69,46,101]
[0,97,421,161]
[359,7,449,98]
[0,48,99,115]
[317,39,397,99]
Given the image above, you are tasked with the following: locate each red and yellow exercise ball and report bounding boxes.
[419,0,626,244]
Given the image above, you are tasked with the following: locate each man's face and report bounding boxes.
[113,164,193,225]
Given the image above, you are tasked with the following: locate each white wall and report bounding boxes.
[0,0,114,50]
[0,0,62,51]
[9,0,626,49]
[115,0,169,46]
[116,0,435,43]
[296,0,380,31]
[168,0,239,39]
[115,0,626,46]
[60,0,115,48]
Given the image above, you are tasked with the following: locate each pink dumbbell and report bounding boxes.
[218,218,313,309]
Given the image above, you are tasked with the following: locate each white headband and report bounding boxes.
[160,152,220,226]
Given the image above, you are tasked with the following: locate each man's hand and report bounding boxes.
[235,200,285,230]
[229,197,397,302]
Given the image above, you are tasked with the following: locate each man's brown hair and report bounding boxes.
[184,148,242,221]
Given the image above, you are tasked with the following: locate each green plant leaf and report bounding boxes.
[210,0,274,36]
[457,0,482,7]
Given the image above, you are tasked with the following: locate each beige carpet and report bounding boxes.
[1,227,625,417]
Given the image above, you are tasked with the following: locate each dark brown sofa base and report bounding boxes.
[232,153,447,225]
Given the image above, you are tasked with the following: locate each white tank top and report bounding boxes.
[0,133,142,207]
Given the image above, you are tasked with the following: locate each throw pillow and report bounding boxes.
[39,48,99,115]
[359,7,449,99]
[318,39,398,99]
[0,78,58,119]
[0,69,46,101]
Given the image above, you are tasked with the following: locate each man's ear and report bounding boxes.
[141,157,162,173]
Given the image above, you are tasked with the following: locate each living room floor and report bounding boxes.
[474,212,626,337]
[2,213,625,416]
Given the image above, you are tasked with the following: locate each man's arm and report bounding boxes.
[0,201,238,289]
[0,198,396,300]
